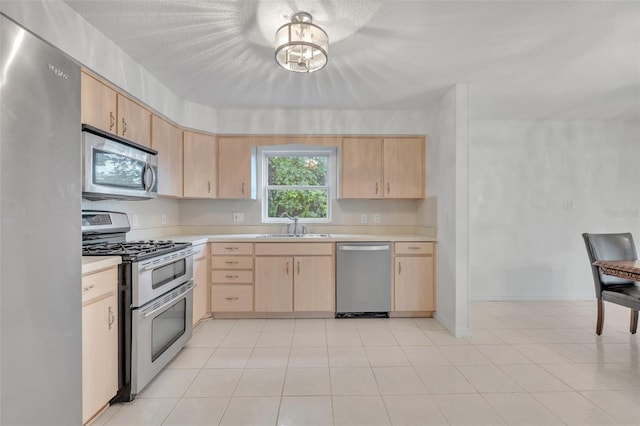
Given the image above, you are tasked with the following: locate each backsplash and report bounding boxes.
[82,197,437,239]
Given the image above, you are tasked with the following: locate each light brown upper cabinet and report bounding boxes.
[151,115,183,198]
[117,95,151,147]
[183,131,217,198]
[340,137,425,199]
[81,71,117,135]
[81,71,151,147]
[217,137,256,199]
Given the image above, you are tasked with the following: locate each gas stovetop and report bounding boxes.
[82,240,191,260]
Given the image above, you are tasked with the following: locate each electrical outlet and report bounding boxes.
[233,212,244,223]
[161,214,167,225]
[360,214,368,224]
[373,214,381,224]
[132,214,139,227]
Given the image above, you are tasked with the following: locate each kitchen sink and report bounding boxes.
[258,233,331,238]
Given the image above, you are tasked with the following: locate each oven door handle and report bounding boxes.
[142,282,194,318]
[142,251,193,271]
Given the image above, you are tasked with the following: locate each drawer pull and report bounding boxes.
[225,275,239,279]
[225,261,239,265]
[225,247,238,251]
[408,246,421,250]
[82,285,94,293]
[224,297,239,301]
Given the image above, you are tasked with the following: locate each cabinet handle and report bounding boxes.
[225,275,239,279]
[225,247,238,251]
[241,182,245,195]
[109,112,115,131]
[398,261,402,274]
[408,246,421,250]
[121,118,127,136]
[108,306,115,330]
[82,285,94,293]
[297,261,300,274]
[225,261,239,265]
[286,261,289,275]
[208,181,211,193]
[387,182,390,194]
[225,297,239,301]
[375,182,379,194]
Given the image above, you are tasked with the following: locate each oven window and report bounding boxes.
[152,259,186,289]
[93,149,145,189]
[151,298,186,362]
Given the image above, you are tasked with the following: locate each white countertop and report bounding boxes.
[81,256,122,275]
[164,234,436,245]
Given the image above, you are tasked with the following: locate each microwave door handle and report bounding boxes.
[149,164,157,193]
[142,164,153,192]
[141,164,149,191]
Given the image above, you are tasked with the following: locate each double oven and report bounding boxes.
[82,210,193,401]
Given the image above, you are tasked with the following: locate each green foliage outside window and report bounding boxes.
[267,155,328,219]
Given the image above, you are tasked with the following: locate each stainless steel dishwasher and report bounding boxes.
[336,242,392,317]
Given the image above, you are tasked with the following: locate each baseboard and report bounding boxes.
[471,295,595,302]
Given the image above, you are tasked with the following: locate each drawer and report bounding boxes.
[210,242,253,255]
[192,243,207,260]
[211,270,253,284]
[212,256,253,270]
[82,267,118,304]
[254,242,334,256]
[395,242,434,256]
[211,284,253,311]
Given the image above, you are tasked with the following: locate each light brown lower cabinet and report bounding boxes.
[82,267,118,425]
[210,242,254,312]
[192,243,209,325]
[254,243,334,313]
[393,242,436,313]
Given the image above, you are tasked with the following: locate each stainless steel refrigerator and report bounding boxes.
[1,14,82,425]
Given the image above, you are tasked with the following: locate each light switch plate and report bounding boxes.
[161,214,167,225]
[233,212,244,223]
[373,214,381,224]
[360,214,368,224]
[132,214,139,227]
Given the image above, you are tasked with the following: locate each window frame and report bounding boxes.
[259,145,336,224]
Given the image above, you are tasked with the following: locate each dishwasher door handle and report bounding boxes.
[338,245,390,251]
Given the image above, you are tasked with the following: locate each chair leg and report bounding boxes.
[596,299,604,335]
[631,310,638,334]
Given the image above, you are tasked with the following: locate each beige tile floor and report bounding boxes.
[94,301,639,425]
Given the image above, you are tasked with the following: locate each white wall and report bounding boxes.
[469,120,640,301]
[424,84,471,337]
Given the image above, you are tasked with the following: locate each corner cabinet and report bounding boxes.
[183,131,217,198]
[82,266,119,424]
[341,137,425,199]
[254,243,335,313]
[392,242,436,316]
[192,243,209,325]
[151,115,183,197]
[81,71,151,147]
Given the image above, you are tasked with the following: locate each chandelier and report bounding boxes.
[275,12,328,73]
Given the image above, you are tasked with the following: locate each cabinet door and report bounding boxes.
[117,95,151,147]
[394,257,434,311]
[192,256,208,325]
[383,138,424,199]
[183,131,217,198]
[218,137,254,199]
[294,256,334,311]
[82,293,118,424]
[81,72,117,135]
[255,256,293,312]
[340,137,383,199]
[151,115,183,197]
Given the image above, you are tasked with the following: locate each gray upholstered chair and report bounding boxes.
[582,233,640,335]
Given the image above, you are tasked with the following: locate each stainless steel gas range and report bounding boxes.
[82,210,194,401]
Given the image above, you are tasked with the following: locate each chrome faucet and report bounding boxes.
[280,212,303,235]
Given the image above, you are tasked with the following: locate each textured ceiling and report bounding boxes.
[64,0,639,120]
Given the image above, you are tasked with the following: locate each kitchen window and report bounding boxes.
[260,146,335,223]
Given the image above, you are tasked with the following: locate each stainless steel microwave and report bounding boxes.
[82,125,158,200]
